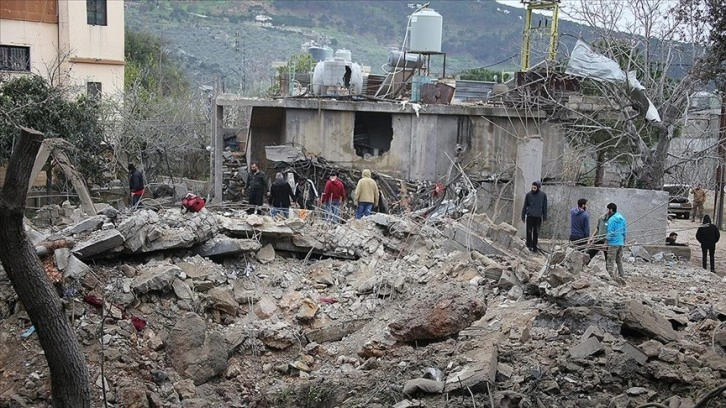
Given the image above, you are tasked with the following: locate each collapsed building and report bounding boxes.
[1,200,725,407]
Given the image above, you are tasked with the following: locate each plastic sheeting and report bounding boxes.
[566,40,661,122]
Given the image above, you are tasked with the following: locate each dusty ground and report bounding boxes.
[668,218,726,273]
[2,209,726,408]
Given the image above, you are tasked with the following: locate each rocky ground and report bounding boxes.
[1,203,726,408]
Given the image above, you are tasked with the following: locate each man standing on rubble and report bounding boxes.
[691,184,706,222]
[696,215,720,273]
[586,208,609,265]
[521,181,547,253]
[245,163,268,214]
[128,163,144,208]
[570,198,590,249]
[269,173,295,218]
[322,172,346,223]
[295,177,318,211]
[605,202,627,285]
[354,169,379,219]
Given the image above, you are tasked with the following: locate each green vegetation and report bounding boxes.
[0,75,105,181]
[458,67,512,83]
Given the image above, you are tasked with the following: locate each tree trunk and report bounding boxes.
[595,150,605,186]
[0,128,91,407]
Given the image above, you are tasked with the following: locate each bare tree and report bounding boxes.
[0,128,91,407]
[557,0,711,189]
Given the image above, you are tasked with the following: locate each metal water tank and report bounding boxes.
[387,50,425,69]
[409,8,443,53]
[322,58,347,86]
[334,49,352,62]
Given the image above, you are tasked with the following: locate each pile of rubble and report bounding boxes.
[1,202,726,408]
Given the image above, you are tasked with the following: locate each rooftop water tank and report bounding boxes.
[409,8,443,53]
[308,46,333,62]
[334,49,352,62]
[387,50,425,69]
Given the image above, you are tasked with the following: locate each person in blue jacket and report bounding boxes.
[570,198,590,249]
[605,202,627,285]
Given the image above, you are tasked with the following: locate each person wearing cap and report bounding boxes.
[322,172,346,223]
[521,180,547,253]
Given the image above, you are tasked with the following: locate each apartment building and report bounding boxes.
[0,0,125,98]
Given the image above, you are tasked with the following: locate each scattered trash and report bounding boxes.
[21,326,35,339]
[130,316,147,331]
[83,295,103,308]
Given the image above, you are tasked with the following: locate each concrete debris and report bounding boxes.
[1,200,725,407]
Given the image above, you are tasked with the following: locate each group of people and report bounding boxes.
[523,179,721,285]
[244,163,382,223]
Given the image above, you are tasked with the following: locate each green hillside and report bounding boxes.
[125,0,589,93]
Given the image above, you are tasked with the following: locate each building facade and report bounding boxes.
[0,0,124,98]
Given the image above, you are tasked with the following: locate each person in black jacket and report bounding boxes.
[128,163,144,208]
[245,163,268,214]
[269,173,295,218]
[696,215,720,272]
[521,181,548,253]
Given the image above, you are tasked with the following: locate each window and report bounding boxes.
[0,45,30,72]
[87,0,107,26]
[87,82,102,99]
[354,112,393,158]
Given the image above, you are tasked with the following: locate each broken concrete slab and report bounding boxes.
[117,209,218,253]
[205,287,239,316]
[619,300,679,342]
[444,346,498,392]
[194,237,261,258]
[442,222,504,257]
[54,247,70,271]
[64,255,91,279]
[304,319,371,344]
[131,263,181,294]
[167,313,227,385]
[62,215,105,236]
[569,336,603,359]
[72,229,125,259]
[219,215,294,238]
[256,244,275,264]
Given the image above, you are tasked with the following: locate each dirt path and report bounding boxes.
[667,218,726,274]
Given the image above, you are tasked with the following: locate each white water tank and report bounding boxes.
[335,49,352,61]
[409,8,443,53]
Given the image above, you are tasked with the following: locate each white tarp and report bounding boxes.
[566,40,661,122]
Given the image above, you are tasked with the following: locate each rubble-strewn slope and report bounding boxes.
[1,204,726,408]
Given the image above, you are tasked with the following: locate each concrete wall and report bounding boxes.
[537,186,669,246]
[259,107,564,181]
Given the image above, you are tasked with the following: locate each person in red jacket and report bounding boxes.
[322,172,346,223]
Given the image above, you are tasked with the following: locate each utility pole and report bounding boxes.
[519,0,560,71]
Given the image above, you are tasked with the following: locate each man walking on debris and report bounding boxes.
[605,203,627,285]
[521,181,547,253]
[245,163,268,214]
[354,169,379,219]
[570,198,590,249]
[269,173,295,218]
[696,215,720,273]
[691,184,706,222]
[586,208,610,265]
[295,177,318,211]
[322,172,346,223]
[128,163,144,208]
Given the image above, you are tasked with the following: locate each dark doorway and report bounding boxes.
[353,112,392,158]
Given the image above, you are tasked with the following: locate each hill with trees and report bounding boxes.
[124,0,592,93]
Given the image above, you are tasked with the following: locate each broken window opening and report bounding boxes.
[354,112,392,159]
